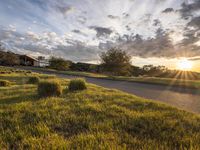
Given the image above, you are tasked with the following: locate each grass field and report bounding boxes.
[1,67,200,149]
[17,66,200,89]
[109,76,200,89]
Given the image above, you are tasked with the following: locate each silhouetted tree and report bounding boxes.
[0,43,3,51]
[100,48,131,76]
[70,62,100,73]
[49,57,72,70]
[0,51,20,66]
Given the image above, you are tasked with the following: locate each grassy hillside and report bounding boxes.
[0,68,200,149]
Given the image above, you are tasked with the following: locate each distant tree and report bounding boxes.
[70,62,90,72]
[70,62,100,73]
[130,66,143,77]
[0,51,20,66]
[100,48,131,76]
[0,43,3,51]
[5,53,20,66]
[49,57,72,70]
[142,65,168,77]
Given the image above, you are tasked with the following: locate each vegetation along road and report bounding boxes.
[19,67,200,113]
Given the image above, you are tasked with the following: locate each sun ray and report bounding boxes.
[177,59,193,71]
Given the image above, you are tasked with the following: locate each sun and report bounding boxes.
[177,59,193,71]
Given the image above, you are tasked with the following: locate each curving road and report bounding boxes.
[20,68,200,114]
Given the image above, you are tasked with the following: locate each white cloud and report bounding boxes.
[0,0,200,62]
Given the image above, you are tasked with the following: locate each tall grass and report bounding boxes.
[68,78,87,91]
[0,70,200,149]
[27,76,40,84]
[38,80,62,97]
[0,80,11,87]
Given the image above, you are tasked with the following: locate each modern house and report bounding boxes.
[19,55,39,66]
[37,56,49,67]
[19,55,49,67]
[0,50,49,67]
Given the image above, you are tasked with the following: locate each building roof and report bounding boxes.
[20,55,38,61]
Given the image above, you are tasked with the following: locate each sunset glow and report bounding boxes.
[0,0,200,72]
[177,59,193,71]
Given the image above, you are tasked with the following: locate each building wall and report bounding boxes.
[38,60,49,67]
[33,61,39,67]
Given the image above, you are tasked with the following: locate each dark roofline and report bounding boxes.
[20,55,38,61]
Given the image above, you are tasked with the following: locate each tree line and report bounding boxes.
[0,44,199,80]
[49,48,200,80]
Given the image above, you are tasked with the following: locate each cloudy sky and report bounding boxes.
[0,0,200,71]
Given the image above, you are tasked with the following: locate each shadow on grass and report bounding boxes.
[0,93,39,105]
[0,76,29,85]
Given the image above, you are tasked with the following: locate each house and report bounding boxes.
[37,56,49,67]
[19,55,49,67]
[0,50,49,67]
[19,55,39,66]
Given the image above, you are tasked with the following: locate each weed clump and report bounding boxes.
[68,78,87,91]
[38,80,62,97]
[28,76,40,84]
[0,80,11,87]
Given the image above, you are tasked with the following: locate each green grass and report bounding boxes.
[17,66,200,89]
[38,80,62,97]
[68,78,87,91]
[0,70,200,149]
[18,66,107,78]
[0,80,11,87]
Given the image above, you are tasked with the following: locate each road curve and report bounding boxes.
[21,68,200,114]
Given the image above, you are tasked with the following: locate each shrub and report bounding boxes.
[68,78,87,91]
[100,48,131,76]
[38,80,62,97]
[49,57,72,71]
[0,80,10,87]
[28,76,40,84]
[26,71,32,74]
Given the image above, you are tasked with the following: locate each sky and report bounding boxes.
[0,0,200,72]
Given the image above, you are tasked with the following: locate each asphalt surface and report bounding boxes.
[21,68,200,114]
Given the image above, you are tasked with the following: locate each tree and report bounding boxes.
[49,57,72,71]
[100,48,131,76]
[0,51,20,66]
[70,62,100,73]
[5,52,20,66]
[0,43,3,51]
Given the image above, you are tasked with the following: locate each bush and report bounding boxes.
[0,80,10,87]
[49,57,72,71]
[28,76,40,84]
[38,80,62,97]
[100,48,131,76]
[68,78,87,91]
[26,71,32,74]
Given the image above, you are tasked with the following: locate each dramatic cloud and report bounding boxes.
[162,8,174,13]
[107,15,120,20]
[100,27,200,58]
[0,0,200,62]
[77,16,87,24]
[89,26,113,38]
[55,6,75,16]
[122,13,130,18]
[188,16,200,28]
[0,27,100,61]
[179,0,200,19]
[72,29,87,37]
[101,28,175,58]
[153,19,162,27]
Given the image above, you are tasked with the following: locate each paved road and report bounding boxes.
[22,68,200,114]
